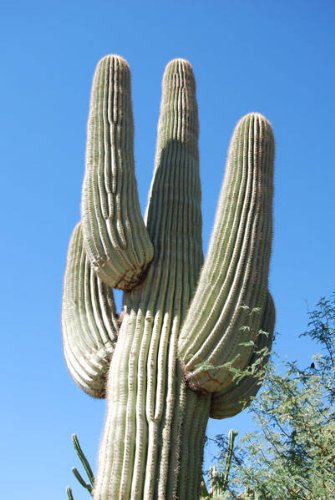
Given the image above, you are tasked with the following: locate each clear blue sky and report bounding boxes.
[1,1,334,498]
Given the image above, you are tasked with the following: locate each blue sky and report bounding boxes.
[1,1,334,498]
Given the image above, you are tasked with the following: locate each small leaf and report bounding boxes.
[238,340,255,347]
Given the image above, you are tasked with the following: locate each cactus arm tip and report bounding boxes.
[144,56,201,263]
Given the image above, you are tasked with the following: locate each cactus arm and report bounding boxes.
[81,55,154,291]
[144,58,203,268]
[61,223,119,398]
[178,113,274,393]
[210,291,275,418]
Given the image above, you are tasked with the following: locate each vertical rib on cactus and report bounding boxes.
[81,55,154,290]
[62,223,118,398]
[178,113,274,393]
[62,54,276,500]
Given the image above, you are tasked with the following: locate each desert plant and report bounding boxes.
[200,429,239,499]
[211,294,335,499]
[61,54,275,499]
[67,434,94,498]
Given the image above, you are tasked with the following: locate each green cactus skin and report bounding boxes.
[62,222,118,398]
[62,55,275,499]
[178,112,274,394]
[210,292,275,419]
[81,56,154,290]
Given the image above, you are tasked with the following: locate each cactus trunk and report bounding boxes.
[96,303,210,498]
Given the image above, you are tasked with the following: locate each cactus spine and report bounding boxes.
[62,55,275,499]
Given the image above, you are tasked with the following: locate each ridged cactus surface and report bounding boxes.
[62,222,118,398]
[81,56,154,290]
[178,112,274,394]
[62,54,275,499]
[210,292,275,419]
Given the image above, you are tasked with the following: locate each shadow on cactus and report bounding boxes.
[61,54,275,499]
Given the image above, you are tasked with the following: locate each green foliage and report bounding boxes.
[210,294,335,499]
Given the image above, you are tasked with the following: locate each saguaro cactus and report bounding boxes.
[62,54,275,499]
